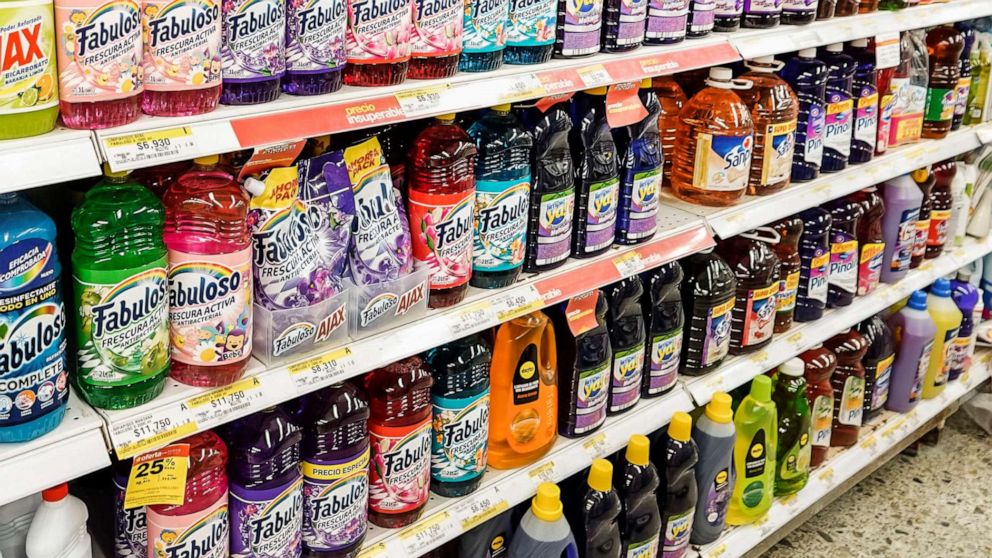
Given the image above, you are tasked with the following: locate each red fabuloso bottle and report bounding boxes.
[345,0,413,86]
[364,357,434,529]
[824,329,867,447]
[800,344,836,468]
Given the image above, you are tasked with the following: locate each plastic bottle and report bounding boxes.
[641,262,684,397]
[847,188,884,296]
[343,0,411,86]
[25,485,90,558]
[612,434,660,558]
[952,23,975,131]
[671,67,755,207]
[871,39,895,156]
[522,102,575,272]
[686,0,714,38]
[147,432,229,558]
[965,32,990,126]
[742,0,780,29]
[799,344,835,468]
[508,483,579,558]
[615,80,662,245]
[779,49,828,183]
[816,0,834,21]
[772,358,811,496]
[488,311,558,469]
[820,43,856,173]
[910,167,934,269]
[858,0,876,12]
[712,0,741,32]
[652,76,687,189]
[739,56,799,195]
[880,175,923,284]
[571,88,620,258]
[769,216,802,333]
[282,0,346,95]
[605,277,645,415]
[655,416,695,558]
[794,207,831,323]
[407,114,478,308]
[111,460,145,558]
[460,0,509,72]
[923,25,964,139]
[163,156,251,387]
[947,161,969,248]
[885,290,934,413]
[72,168,169,409]
[833,0,855,16]
[219,0,285,105]
[505,0,557,64]
[571,459,622,558]
[555,0,604,57]
[889,31,928,147]
[923,278,962,400]
[689,393,734,545]
[644,0,687,45]
[949,272,979,382]
[718,231,781,356]
[847,39,879,164]
[857,315,895,423]
[408,0,462,78]
[781,0,816,25]
[925,159,955,260]
[551,290,611,438]
[601,0,647,51]
[0,0,58,138]
[424,334,492,497]
[726,375,776,525]
[679,250,737,376]
[457,511,514,558]
[823,329,867,447]
[825,197,862,308]
[140,0,222,116]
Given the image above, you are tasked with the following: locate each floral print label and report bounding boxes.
[346,0,412,63]
[286,0,347,72]
[369,419,431,514]
[142,0,223,91]
[0,0,58,114]
[221,0,285,81]
[302,449,369,552]
[560,0,602,56]
[573,362,609,434]
[693,132,753,192]
[473,178,529,272]
[147,497,229,558]
[411,0,462,56]
[507,0,555,47]
[408,189,474,289]
[582,177,619,253]
[230,476,303,558]
[431,390,490,483]
[463,0,508,54]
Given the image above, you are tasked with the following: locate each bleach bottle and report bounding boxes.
[25,485,90,558]
[508,483,579,558]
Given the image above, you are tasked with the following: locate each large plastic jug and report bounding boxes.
[25,485,89,558]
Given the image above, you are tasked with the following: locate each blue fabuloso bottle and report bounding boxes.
[780,48,829,182]
[461,0,512,72]
[616,79,663,246]
[506,0,558,64]
[0,193,69,442]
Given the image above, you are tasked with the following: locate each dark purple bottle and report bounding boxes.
[282,0,347,95]
[847,39,879,164]
[857,315,895,422]
[779,49,828,182]
[826,198,863,308]
[742,0,781,28]
[795,208,832,322]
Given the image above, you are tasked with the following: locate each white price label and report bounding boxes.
[396,85,450,118]
[111,413,198,459]
[613,251,646,277]
[498,75,547,103]
[493,286,544,322]
[102,128,199,170]
[455,487,509,531]
[289,347,356,390]
[578,65,612,88]
[875,32,901,69]
[399,511,451,556]
[448,301,495,337]
[183,376,266,425]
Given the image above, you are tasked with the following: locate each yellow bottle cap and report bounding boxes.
[625,434,651,466]
[587,459,613,492]
[492,103,512,112]
[436,113,457,121]
[706,393,734,424]
[101,162,129,179]
[640,78,652,89]
[911,168,929,182]
[531,482,563,522]
[668,411,692,442]
[586,86,608,95]
[193,154,220,165]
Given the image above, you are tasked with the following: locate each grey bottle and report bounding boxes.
[690,392,737,545]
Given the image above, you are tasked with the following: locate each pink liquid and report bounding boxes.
[142,87,221,117]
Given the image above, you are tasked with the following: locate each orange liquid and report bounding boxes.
[653,76,687,189]
[738,72,799,196]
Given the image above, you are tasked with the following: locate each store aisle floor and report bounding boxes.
[765,408,992,558]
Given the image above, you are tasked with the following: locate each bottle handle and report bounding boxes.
[739,227,782,244]
[743,59,787,72]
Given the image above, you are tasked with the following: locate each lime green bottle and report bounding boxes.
[726,375,777,525]
[772,358,812,496]
[71,166,170,409]
[0,0,59,139]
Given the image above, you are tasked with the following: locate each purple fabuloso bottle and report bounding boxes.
[113,460,146,558]
[221,0,288,104]
[283,0,348,95]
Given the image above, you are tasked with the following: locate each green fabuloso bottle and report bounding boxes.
[726,374,777,526]
[772,358,812,496]
[71,166,170,409]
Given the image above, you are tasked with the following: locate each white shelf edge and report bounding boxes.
[0,128,103,193]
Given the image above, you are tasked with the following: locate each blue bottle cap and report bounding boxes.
[907,290,928,310]
[930,278,952,298]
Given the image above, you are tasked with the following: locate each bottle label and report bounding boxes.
[647,329,681,395]
[506,0,556,47]
[714,0,742,17]
[811,394,832,447]
[935,327,959,387]
[954,77,970,118]
[369,420,431,514]
[857,242,884,296]
[114,477,147,557]
[573,361,609,434]
[743,0,781,15]
[463,0,507,54]
[687,0,712,33]
[927,209,951,247]
[625,167,661,239]
[776,270,800,313]
[408,189,474,289]
[431,389,490,482]
[703,467,732,527]
[877,93,894,153]
[782,0,815,12]
[692,132,753,192]
[806,250,829,304]
[347,155,409,287]
[411,0,462,57]
[230,476,303,558]
[759,120,796,188]
[803,102,825,168]
[302,450,370,552]
[534,189,574,266]
[1,0,58,114]
[346,0,412,63]
[142,0,223,91]
[890,81,925,145]
[910,340,933,403]
[779,430,810,480]
[74,259,170,387]
[828,238,858,297]
[838,375,864,426]
[646,0,687,41]
[890,208,919,272]
[627,534,660,558]
[742,429,767,508]
[701,297,733,367]
[824,97,853,158]
[582,177,620,254]
[221,0,285,82]
[473,178,530,272]
[513,352,540,404]
[742,283,778,347]
[54,0,143,102]
[610,342,644,413]
[661,508,689,556]
[167,247,252,367]
[912,218,929,258]
[147,496,229,558]
[561,0,602,56]
[948,335,970,375]
[616,0,648,46]
[854,91,879,146]
[286,0,346,72]
[923,87,956,123]
[869,353,894,411]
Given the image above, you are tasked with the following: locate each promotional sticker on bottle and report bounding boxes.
[828,238,858,298]
[760,121,796,188]
[609,342,644,413]
[506,0,557,47]
[534,189,575,266]
[693,133,753,192]
[806,250,829,304]
[870,353,894,411]
[742,283,778,347]
[858,242,884,295]
[837,375,865,426]
[777,270,800,313]
[368,420,431,514]
[701,297,734,367]
[302,449,370,552]
[473,179,530,272]
[824,97,853,158]
[431,390,490,482]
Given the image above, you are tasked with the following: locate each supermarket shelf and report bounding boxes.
[0,128,102,193]
[97,207,713,458]
[684,234,992,407]
[663,124,989,240]
[693,350,992,558]
[0,392,110,506]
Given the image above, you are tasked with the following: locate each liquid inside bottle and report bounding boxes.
[824,329,867,447]
[781,0,817,24]
[738,56,799,196]
[794,207,831,323]
[505,0,558,64]
[551,290,611,438]
[220,0,285,105]
[769,216,803,333]
[849,188,885,296]
[833,0,857,16]
[857,315,895,423]
[910,167,934,269]
[344,0,411,86]
[923,25,964,139]
[409,0,463,78]
[718,231,781,355]
[952,23,975,131]
[645,0,688,44]
[601,0,647,52]
[825,197,863,308]
[847,39,879,164]
[621,434,664,557]
[742,0,781,28]
[820,43,856,173]
[772,359,811,496]
[779,49,828,183]
[925,159,955,260]
[615,80,663,245]
[605,277,646,415]
[880,174,923,284]
[680,250,737,375]
[569,460,622,558]
[460,0,510,72]
[556,0,605,57]
[687,0,715,38]
[816,0,835,19]
[652,76,687,189]
[283,0,346,95]
[886,290,933,413]
[799,345,836,468]
[641,262,684,397]
[570,88,620,257]
[713,0,741,32]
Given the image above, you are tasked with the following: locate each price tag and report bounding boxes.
[289,347,355,389]
[355,542,387,558]
[817,466,835,482]
[613,251,646,277]
[859,435,877,452]
[498,75,547,103]
[582,433,609,458]
[456,488,509,531]
[577,65,612,88]
[748,350,770,366]
[448,301,495,337]
[706,543,728,558]
[527,460,557,484]
[395,85,450,118]
[785,332,806,351]
[875,32,901,69]
[182,376,268,427]
[493,286,544,323]
[102,127,198,170]
[112,415,199,459]
[399,511,451,556]
[124,444,190,509]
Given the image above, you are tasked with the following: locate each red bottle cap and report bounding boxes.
[42,484,68,502]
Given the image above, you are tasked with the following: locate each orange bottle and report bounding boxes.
[653,76,687,188]
[487,310,558,469]
[923,25,965,140]
[739,57,799,196]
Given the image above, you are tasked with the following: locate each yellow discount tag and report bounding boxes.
[124,444,191,509]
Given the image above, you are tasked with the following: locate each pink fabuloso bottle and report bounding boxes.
[54,0,143,128]
[141,0,223,116]
[344,0,412,86]
[408,0,463,79]
[163,156,252,387]
[220,0,286,105]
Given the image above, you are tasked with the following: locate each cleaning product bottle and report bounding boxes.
[799,345,836,468]
[923,278,962,400]
[794,207,831,323]
[72,167,169,409]
[781,0,816,24]
[0,0,58,138]
[687,0,715,38]
[889,31,929,147]
[772,358,811,496]
[344,0,411,85]
[947,160,969,248]
[718,231,781,356]
[738,56,799,196]
[25,485,90,558]
[522,101,575,272]
[769,216,803,333]
[572,459,621,558]
[923,25,964,140]
[112,460,145,558]
[282,0,346,95]
[219,0,285,105]
[880,174,923,284]
[508,483,579,558]
[408,0,462,78]
[641,262,684,397]
[689,393,735,545]
[713,0,741,32]
[820,43,856,173]
[644,0,688,45]
[742,0,780,29]
[0,194,68,442]
[857,315,895,422]
[847,188,885,296]
[910,167,934,269]
[824,329,867,447]
[725,375,776,526]
[606,277,646,415]
[652,76,687,188]
[670,67,755,207]
[164,156,251,387]
[488,310,558,468]
[571,88,620,258]
[886,290,936,413]
[457,510,515,558]
[552,290,611,438]
[460,0,509,71]
[615,79,662,245]
[505,0,557,65]
[147,432,229,558]
[847,39,879,164]
[656,416,695,558]
[872,37,896,156]
[680,250,736,376]
[833,0,855,16]
[825,197,863,308]
[925,159,955,260]
[952,23,975,131]
[425,334,492,497]
[779,49,828,183]
[601,0,647,52]
[555,0,604,57]
[949,272,979,382]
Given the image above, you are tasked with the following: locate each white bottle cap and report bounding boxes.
[709,67,733,81]
[779,358,805,377]
[799,48,817,58]
[852,38,869,48]
[243,177,266,197]
[751,55,776,64]
[826,43,844,53]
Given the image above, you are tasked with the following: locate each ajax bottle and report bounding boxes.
[910,167,934,269]
[407,114,478,308]
[725,375,776,526]
[680,250,736,376]
[820,43,856,173]
[713,0,741,32]
[687,0,715,38]
[344,0,411,86]
[551,290,611,438]
[468,105,534,289]
[641,262,684,397]
[615,79,662,245]
[923,25,964,139]
[824,329,867,447]
[799,345,836,468]
[779,49,828,182]
[25,485,90,558]
[670,67,755,207]
[0,0,58,138]
[644,0,687,44]
[605,277,646,415]
[572,459,622,558]
[880,175,923,283]
[847,39,879,164]
[689,393,735,545]
[769,216,803,333]
[825,197,862,308]
[283,0,347,95]
[0,194,68,442]
[794,208,831,322]
[742,0,780,29]
[618,434,663,558]
[505,0,557,64]
[925,160,955,260]
[460,0,510,72]
[555,0,604,57]
[772,358,811,496]
[508,483,579,558]
[655,417,696,558]
[72,167,169,409]
[601,0,646,52]
[923,279,962,400]
[718,231,781,356]
[857,315,895,422]
[364,357,433,528]
[738,56,799,196]
[886,291,935,413]
[849,187,885,296]
[488,310,558,469]
[652,76,687,188]
[570,88,620,258]
[424,334,492,497]
[781,0,816,24]
[409,0,463,78]
[164,156,252,387]
[219,0,285,105]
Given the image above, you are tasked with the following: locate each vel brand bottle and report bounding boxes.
[713,0,741,32]
[779,49,828,182]
[680,250,736,376]
[645,0,688,45]
[953,23,975,131]
[849,188,884,296]
[407,114,478,308]
[794,207,831,322]
[689,393,735,545]
[571,88,620,257]
[857,315,895,422]
[164,156,252,387]
[923,279,962,400]
[880,175,923,283]
[364,357,433,528]
[425,334,492,497]
[605,277,646,415]
[772,358,811,496]
[654,416,694,558]
[824,329,867,447]
[687,0,714,38]
[616,79,662,245]
[617,434,662,558]
[0,0,58,138]
[572,459,622,558]
[72,168,169,409]
[739,56,799,195]
[782,0,817,24]
[641,262,684,397]
[505,0,557,64]
[820,43,856,173]
[742,0,780,29]
[551,290,611,438]
[220,0,286,105]
[923,25,964,139]
[555,0,604,57]
[601,0,647,51]
[800,344,835,468]
[885,291,934,413]
[409,0,463,78]
[769,216,802,333]
[825,197,862,308]
[949,272,979,382]
[652,76,687,188]
[344,0,411,86]
[925,159,955,260]
[461,0,509,72]
[848,39,879,164]
[726,375,776,526]
[282,0,347,95]
[718,232,781,356]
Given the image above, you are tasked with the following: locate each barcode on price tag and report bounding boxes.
[288,346,356,389]
[448,301,495,337]
[493,286,543,322]
[113,418,198,459]
[396,85,450,118]
[498,75,547,103]
[577,65,612,87]
[399,511,451,556]
[613,251,645,276]
[456,488,509,531]
[102,127,199,170]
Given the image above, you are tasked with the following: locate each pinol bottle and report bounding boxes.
[555,0,604,57]
[220,0,286,105]
[283,0,347,95]
[847,39,879,164]
[820,43,856,173]
[409,0,463,78]
[794,207,831,323]
[645,0,688,45]
[461,0,510,72]
[615,79,662,245]
[602,0,647,52]
[779,49,828,183]
[505,0,557,64]
[344,0,412,86]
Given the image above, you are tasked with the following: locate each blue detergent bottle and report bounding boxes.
[0,193,69,442]
[780,48,829,183]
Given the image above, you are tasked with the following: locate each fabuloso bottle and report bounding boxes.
[641,262,684,397]
[923,279,962,400]
[690,393,735,545]
[772,358,811,496]
[571,459,622,558]
[726,375,776,526]
[344,0,412,86]
[551,290,611,438]
[505,0,557,64]
[283,0,347,95]
[605,277,645,415]
[220,0,286,105]
[409,0,463,78]
[620,434,663,557]
[460,0,510,72]
[0,0,58,138]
